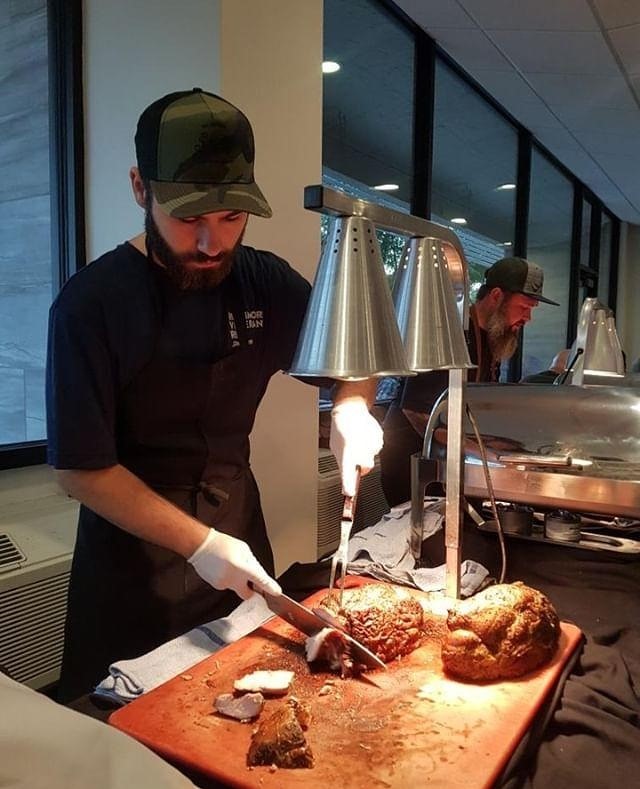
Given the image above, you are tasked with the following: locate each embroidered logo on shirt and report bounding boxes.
[228,311,240,348]
[244,309,263,330]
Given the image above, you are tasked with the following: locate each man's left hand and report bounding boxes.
[330,400,383,496]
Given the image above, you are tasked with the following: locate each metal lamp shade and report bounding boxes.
[605,316,626,374]
[394,237,473,372]
[570,298,625,383]
[288,215,413,379]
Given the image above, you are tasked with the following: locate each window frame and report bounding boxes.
[322,2,622,387]
[431,52,621,380]
[0,0,85,471]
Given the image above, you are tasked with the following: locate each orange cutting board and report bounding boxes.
[109,584,582,789]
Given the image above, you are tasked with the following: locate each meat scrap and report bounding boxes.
[441,581,560,681]
[233,669,294,695]
[247,698,314,769]
[214,692,264,722]
[305,627,354,677]
[317,583,425,663]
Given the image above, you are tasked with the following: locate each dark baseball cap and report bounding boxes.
[484,257,559,306]
[135,88,272,219]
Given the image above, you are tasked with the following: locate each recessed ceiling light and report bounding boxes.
[322,61,341,74]
[502,241,512,246]
[497,183,516,190]
[373,183,399,191]
[450,217,467,225]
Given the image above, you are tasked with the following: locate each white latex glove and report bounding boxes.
[330,399,383,496]
[187,529,281,600]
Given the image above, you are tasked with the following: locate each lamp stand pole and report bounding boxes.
[445,367,467,599]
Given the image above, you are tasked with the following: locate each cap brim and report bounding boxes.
[522,290,560,306]
[150,179,272,219]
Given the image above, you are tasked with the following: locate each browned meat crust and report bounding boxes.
[319,584,424,663]
[441,582,560,681]
[247,698,313,769]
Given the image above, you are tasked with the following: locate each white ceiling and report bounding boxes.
[394,0,640,224]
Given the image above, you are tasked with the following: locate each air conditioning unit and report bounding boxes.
[317,448,389,559]
[0,476,77,690]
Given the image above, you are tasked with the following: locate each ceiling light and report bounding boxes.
[373,183,399,191]
[497,183,516,190]
[450,217,467,225]
[322,61,341,74]
[501,241,512,246]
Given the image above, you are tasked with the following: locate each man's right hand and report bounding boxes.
[187,529,281,600]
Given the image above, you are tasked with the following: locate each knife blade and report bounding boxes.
[254,586,386,671]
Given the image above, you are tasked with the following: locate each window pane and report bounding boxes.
[579,199,593,269]
[431,60,518,299]
[522,150,573,378]
[0,1,50,444]
[599,213,612,306]
[323,0,415,211]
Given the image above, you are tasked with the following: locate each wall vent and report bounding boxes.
[0,533,26,573]
[0,572,70,686]
[317,448,389,558]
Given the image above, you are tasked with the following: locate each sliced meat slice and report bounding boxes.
[305,628,354,677]
[214,692,264,721]
[233,669,294,695]
[247,698,313,769]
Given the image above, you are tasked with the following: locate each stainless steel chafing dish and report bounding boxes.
[428,382,640,519]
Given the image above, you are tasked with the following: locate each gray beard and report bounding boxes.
[485,308,519,361]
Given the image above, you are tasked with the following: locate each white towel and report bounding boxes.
[343,497,489,597]
[93,594,273,704]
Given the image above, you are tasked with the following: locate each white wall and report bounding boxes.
[84,0,221,259]
[83,0,322,574]
[220,0,323,572]
[617,222,640,366]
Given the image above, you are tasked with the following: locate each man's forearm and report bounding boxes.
[333,378,378,409]
[402,408,429,437]
[55,465,208,558]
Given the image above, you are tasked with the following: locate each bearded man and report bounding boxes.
[46,89,383,701]
[380,256,559,507]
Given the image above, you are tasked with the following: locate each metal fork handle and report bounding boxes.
[330,468,362,600]
[329,552,339,591]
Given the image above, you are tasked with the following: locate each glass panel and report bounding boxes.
[579,199,593,269]
[431,59,518,299]
[522,150,573,379]
[0,1,50,444]
[323,0,415,217]
[598,213,612,306]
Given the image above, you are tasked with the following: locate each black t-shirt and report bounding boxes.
[46,242,310,469]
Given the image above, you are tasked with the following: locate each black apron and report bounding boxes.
[58,275,273,702]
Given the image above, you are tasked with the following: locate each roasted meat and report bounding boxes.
[214,692,264,721]
[317,583,424,663]
[441,581,560,681]
[247,698,313,769]
[233,670,294,695]
[305,627,354,677]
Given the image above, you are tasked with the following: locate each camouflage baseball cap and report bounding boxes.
[135,88,272,219]
[484,257,559,305]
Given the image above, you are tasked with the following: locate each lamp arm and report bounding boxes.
[421,388,450,459]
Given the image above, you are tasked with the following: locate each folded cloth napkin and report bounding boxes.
[93,594,273,705]
[343,497,489,597]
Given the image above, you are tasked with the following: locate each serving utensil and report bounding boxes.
[329,467,361,607]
